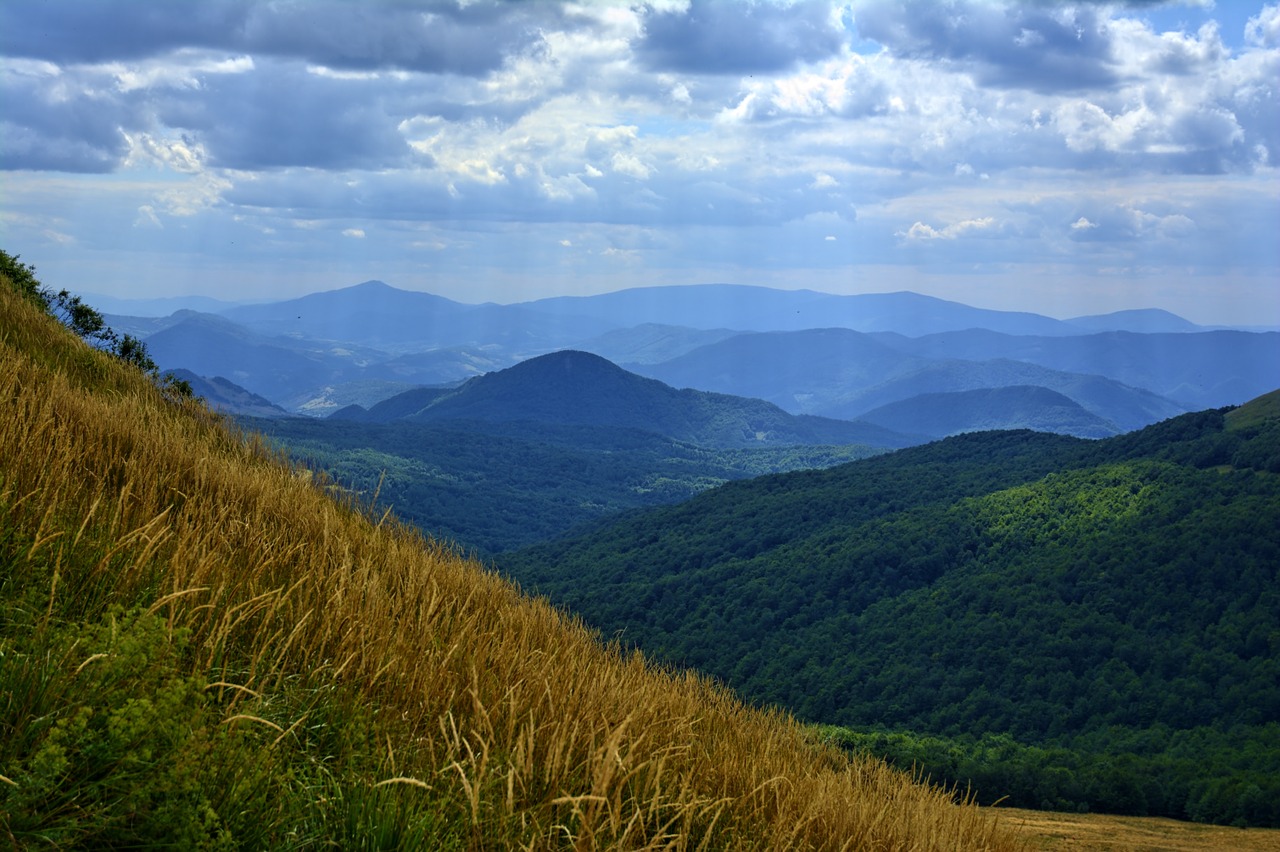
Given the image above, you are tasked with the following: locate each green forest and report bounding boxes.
[498,400,1280,826]
[249,416,879,556]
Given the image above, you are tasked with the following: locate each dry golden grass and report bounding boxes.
[999,807,1280,851]
[1,281,1027,849]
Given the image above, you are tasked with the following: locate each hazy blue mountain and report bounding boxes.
[166,369,291,418]
[144,312,372,404]
[521,284,1076,336]
[77,291,250,317]
[222,279,614,352]
[890,329,1280,409]
[380,350,918,448]
[282,379,423,417]
[374,347,514,384]
[1065,308,1202,334]
[634,328,928,412]
[134,281,1272,421]
[142,306,516,411]
[330,385,456,422]
[856,386,1119,439]
[101,311,192,339]
[815,359,1189,430]
[221,280,472,342]
[634,329,1186,432]
[576,323,740,365]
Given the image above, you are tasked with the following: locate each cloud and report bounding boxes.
[1246,5,1280,48]
[1,0,1276,325]
[153,60,416,170]
[134,205,163,229]
[0,61,137,172]
[635,0,846,74]
[1066,203,1195,243]
[899,216,996,241]
[854,0,1121,93]
[0,0,561,76]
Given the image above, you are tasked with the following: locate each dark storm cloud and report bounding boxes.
[0,0,556,76]
[0,70,139,172]
[855,0,1122,93]
[636,0,846,74]
[153,62,415,170]
[0,0,254,64]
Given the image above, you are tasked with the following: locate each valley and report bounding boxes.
[128,279,1279,830]
[7,259,1279,841]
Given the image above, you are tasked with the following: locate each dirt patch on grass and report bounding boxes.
[994,807,1280,851]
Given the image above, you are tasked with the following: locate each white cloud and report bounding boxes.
[900,216,996,241]
[611,151,654,180]
[0,0,1275,324]
[134,205,163,229]
[342,228,365,238]
[1246,5,1280,47]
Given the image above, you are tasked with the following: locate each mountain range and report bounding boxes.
[98,280,1278,439]
[332,349,916,449]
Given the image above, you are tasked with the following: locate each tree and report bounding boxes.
[3,246,192,401]
[0,249,47,307]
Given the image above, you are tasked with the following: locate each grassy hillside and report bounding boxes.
[0,275,1022,847]
[500,404,1280,826]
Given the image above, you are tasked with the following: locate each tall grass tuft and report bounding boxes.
[0,278,1026,849]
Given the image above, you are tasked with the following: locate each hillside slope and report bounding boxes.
[500,403,1280,825]
[0,274,1020,848]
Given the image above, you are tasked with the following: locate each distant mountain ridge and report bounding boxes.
[166,369,291,418]
[857,386,1118,439]
[111,279,1273,430]
[1064,308,1202,334]
[336,350,919,449]
[520,285,1087,336]
[630,327,1190,436]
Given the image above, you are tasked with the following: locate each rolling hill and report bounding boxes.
[890,328,1280,409]
[856,385,1119,439]
[165,369,291,418]
[633,327,1188,436]
[498,398,1280,826]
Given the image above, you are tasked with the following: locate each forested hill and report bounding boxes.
[343,349,917,448]
[498,395,1280,824]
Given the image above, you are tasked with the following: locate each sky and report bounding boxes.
[1,0,1278,326]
